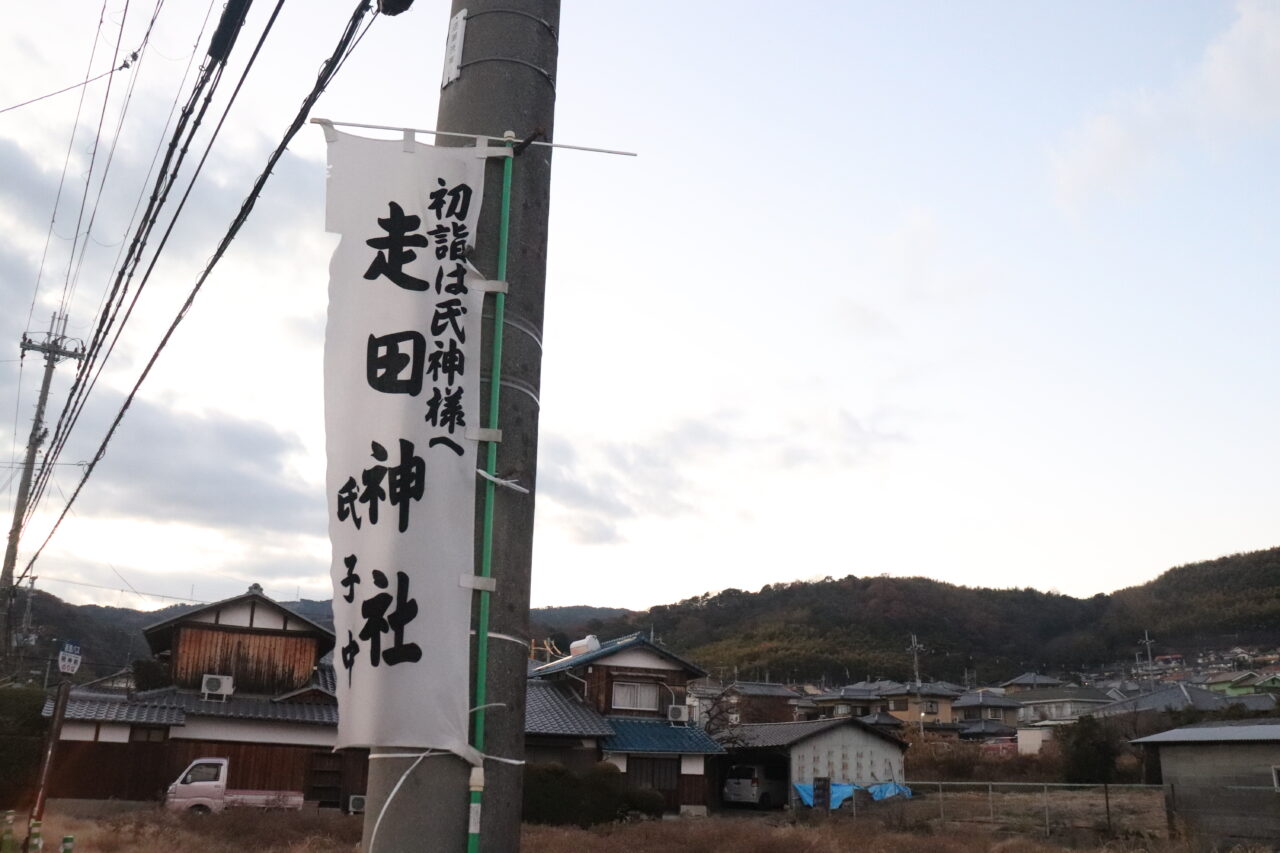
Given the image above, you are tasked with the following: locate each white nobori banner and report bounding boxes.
[324,128,487,756]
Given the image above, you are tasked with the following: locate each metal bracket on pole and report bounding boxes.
[465,427,502,443]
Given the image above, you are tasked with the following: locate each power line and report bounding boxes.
[0,62,133,117]
[23,0,242,529]
[18,0,378,582]
[22,0,113,338]
[33,575,207,603]
[56,0,134,319]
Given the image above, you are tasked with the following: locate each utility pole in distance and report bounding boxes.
[359,3,558,852]
[0,314,83,671]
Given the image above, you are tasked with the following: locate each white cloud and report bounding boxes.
[1051,0,1280,208]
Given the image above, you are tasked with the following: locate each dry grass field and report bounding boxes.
[13,804,1270,853]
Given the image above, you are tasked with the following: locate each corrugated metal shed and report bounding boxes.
[1132,719,1280,744]
[722,716,907,750]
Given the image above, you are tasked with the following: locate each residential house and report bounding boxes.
[718,717,908,808]
[1200,670,1263,697]
[1132,719,1280,846]
[1000,672,1064,694]
[879,681,962,725]
[952,690,1020,741]
[1015,686,1114,724]
[719,681,806,725]
[1093,684,1277,721]
[44,585,365,809]
[811,683,889,719]
[529,633,724,815]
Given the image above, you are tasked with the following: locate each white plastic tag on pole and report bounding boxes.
[323,127,492,760]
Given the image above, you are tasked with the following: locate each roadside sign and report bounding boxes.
[57,641,81,675]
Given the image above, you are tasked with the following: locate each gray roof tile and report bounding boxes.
[525,680,614,737]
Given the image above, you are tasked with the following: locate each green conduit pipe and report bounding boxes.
[468,136,513,853]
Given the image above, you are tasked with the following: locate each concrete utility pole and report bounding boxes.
[0,314,83,671]
[360,3,558,852]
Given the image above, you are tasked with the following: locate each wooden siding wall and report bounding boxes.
[584,666,689,717]
[173,626,319,693]
[49,739,369,806]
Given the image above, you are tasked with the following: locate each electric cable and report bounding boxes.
[56,0,132,318]
[18,0,377,581]
[22,0,113,337]
[0,64,132,116]
[25,0,283,530]
[23,1,242,528]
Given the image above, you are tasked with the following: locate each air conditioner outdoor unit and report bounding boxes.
[202,674,234,700]
[348,794,367,814]
[667,705,689,723]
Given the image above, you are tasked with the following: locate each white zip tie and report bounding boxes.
[476,469,529,494]
[483,754,526,766]
[367,751,449,853]
[470,629,528,647]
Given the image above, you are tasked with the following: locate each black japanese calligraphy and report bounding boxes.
[364,202,429,291]
[336,440,427,533]
[367,331,426,395]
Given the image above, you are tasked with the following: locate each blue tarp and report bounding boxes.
[791,783,858,809]
[792,782,913,808]
[868,782,913,801]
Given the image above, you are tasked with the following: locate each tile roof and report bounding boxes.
[1013,686,1112,704]
[953,691,1022,709]
[879,681,963,698]
[1000,673,1064,688]
[44,693,186,726]
[531,633,706,677]
[721,717,908,750]
[858,711,904,728]
[727,681,801,698]
[602,718,724,755]
[525,680,614,737]
[1092,684,1235,717]
[959,719,1017,737]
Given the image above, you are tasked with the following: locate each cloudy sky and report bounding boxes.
[1,1,1276,613]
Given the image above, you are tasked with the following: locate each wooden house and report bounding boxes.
[529,633,724,815]
[45,585,367,810]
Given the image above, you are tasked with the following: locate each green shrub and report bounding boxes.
[523,761,663,827]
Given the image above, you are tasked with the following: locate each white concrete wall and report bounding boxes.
[790,726,904,786]
[1017,727,1052,755]
[60,722,131,742]
[177,717,335,747]
[603,648,682,670]
[681,754,704,775]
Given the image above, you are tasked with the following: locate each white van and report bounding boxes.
[722,763,788,809]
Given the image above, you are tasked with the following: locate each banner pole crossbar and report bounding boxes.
[311,117,636,157]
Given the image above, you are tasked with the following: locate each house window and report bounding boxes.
[612,681,660,711]
[889,699,908,712]
[922,700,938,714]
[962,709,981,721]
[728,712,740,725]
[130,726,168,742]
[835,704,851,717]
[987,708,1004,721]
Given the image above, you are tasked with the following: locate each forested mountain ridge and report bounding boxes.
[13,547,1277,686]
[581,548,1280,684]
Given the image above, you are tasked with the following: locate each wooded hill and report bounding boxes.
[574,547,1280,684]
[12,547,1278,686]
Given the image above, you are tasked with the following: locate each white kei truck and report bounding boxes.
[165,757,305,814]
